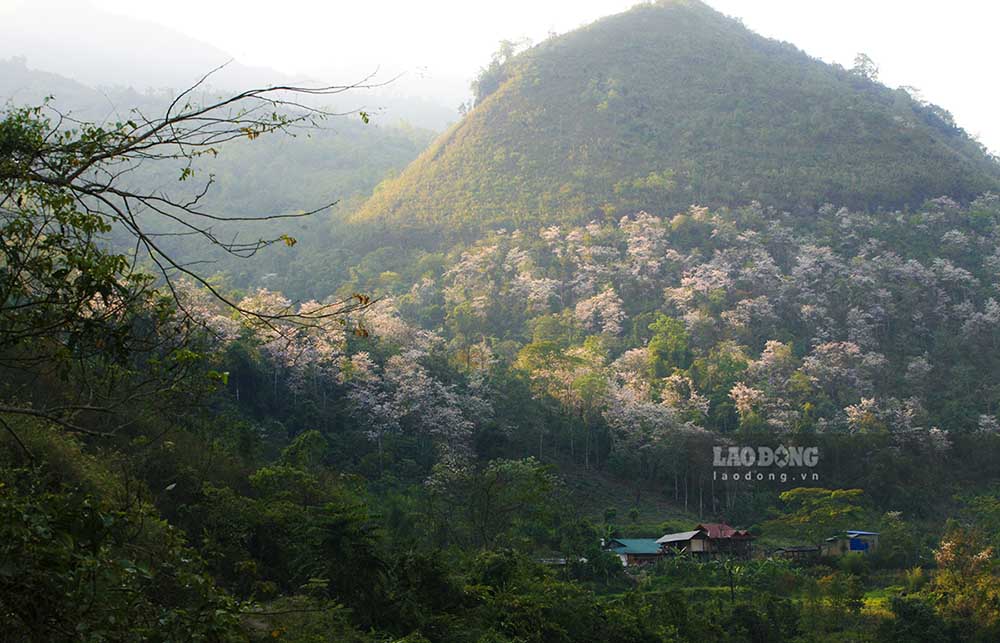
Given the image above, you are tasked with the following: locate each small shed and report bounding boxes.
[773,545,820,561]
[822,530,880,556]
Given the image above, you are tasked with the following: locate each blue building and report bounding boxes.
[822,530,880,556]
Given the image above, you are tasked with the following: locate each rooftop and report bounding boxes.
[656,530,706,544]
[607,538,662,555]
[695,523,754,539]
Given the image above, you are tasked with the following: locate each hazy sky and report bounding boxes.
[1,0,997,151]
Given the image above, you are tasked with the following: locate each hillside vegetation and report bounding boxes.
[4,2,1000,641]
[355,0,998,241]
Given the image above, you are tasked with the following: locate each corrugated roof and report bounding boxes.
[656,530,704,544]
[695,522,753,539]
[828,530,880,541]
[608,538,662,555]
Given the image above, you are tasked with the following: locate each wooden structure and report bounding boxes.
[605,521,756,566]
[654,522,754,559]
[694,523,754,558]
[656,529,710,555]
[772,545,820,561]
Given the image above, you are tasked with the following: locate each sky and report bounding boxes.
[0,0,997,151]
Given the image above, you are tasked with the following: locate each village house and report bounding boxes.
[821,530,880,557]
[654,523,754,559]
[656,529,710,555]
[606,522,755,565]
[607,524,884,565]
[605,538,663,566]
[693,523,754,557]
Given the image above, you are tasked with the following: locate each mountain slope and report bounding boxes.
[354,0,999,238]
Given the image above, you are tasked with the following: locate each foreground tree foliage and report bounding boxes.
[0,79,372,439]
[0,82,382,639]
[0,424,242,640]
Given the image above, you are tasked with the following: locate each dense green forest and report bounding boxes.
[3,1,1000,641]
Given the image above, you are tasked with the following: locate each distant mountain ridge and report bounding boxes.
[0,1,458,130]
[354,0,1000,239]
[0,0,296,92]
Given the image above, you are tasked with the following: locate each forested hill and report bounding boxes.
[354,0,999,241]
[5,2,1000,640]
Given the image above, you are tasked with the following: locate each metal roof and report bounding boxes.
[827,530,880,541]
[656,530,705,544]
[608,538,662,555]
[695,523,754,539]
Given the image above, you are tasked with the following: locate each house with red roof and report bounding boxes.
[612,522,754,561]
[693,523,754,557]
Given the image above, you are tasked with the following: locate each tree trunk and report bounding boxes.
[698,477,703,520]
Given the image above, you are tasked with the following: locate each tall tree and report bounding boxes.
[1,72,374,437]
